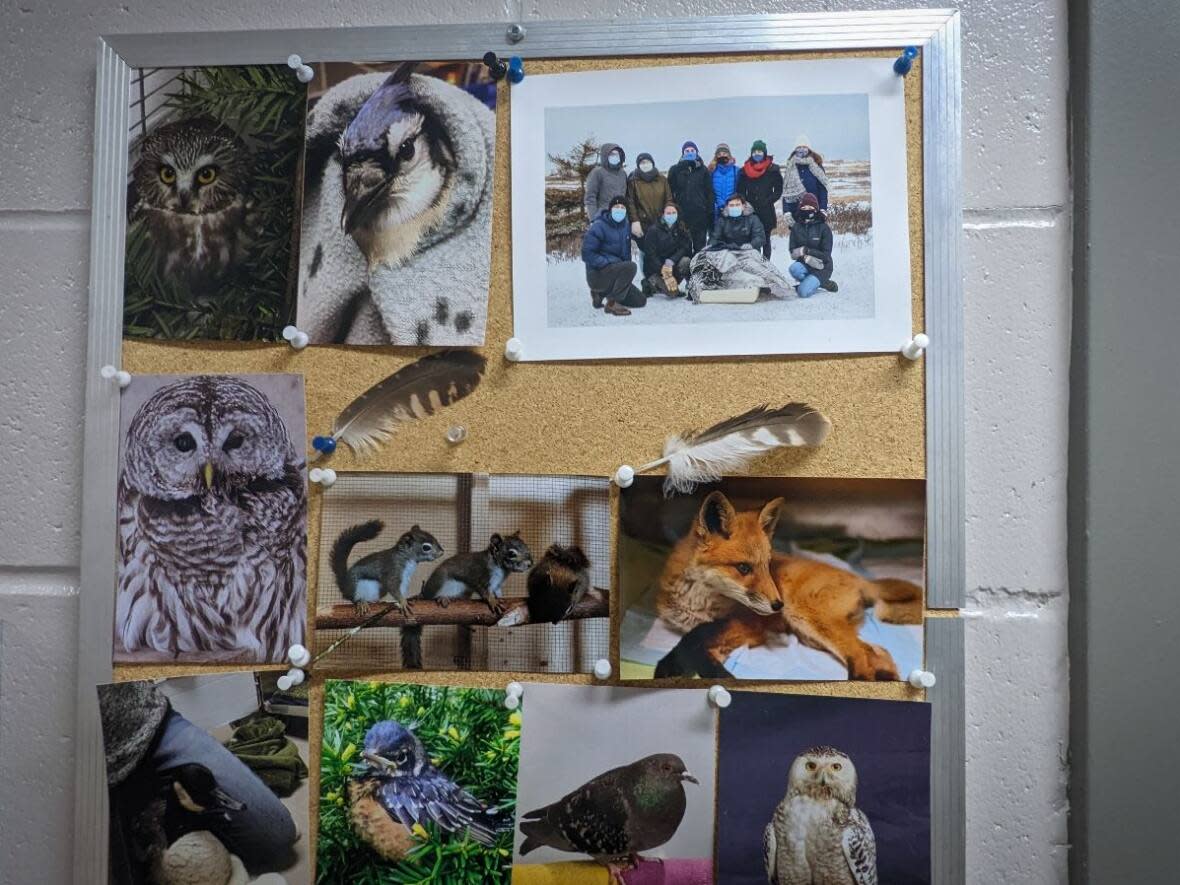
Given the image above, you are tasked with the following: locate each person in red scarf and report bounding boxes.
[736,139,784,260]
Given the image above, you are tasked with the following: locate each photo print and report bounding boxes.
[510,57,911,360]
[513,684,716,884]
[618,476,925,682]
[717,693,931,884]
[124,65,306,341]
[313,472,610,673]
[96,671,311,885]
[297,61,498,345]
[318,680,518,884]
[114,373,307,665]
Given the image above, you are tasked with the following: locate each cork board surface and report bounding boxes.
[114,48,934,864]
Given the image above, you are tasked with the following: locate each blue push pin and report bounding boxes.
[894,46,919,76]
[312,435,337,455]
[507,55,525,84]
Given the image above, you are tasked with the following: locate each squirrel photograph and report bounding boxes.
[526,544,592,625]
[331,520,444,617]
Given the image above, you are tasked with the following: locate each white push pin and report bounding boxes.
[613,465,635,488]
[445,424,468,445]
[282,325,309,350]
[900,333,929,361]
[907,668,936,689]
[100,365,132,388]
[287,644,311,668]
[505,681,524,698]
[286,54,314,83]
[504,338,524,362]
[707,684,732,708]
[276,668,305,691]
[309,467,337,487]
[593,658,612,680]
[504,693,521,711]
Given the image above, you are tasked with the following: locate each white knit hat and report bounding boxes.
[794,134,812,150]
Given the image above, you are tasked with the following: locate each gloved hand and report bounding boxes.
[631,221,643,237]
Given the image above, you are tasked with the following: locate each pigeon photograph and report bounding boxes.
[113,373,307,665]
[297,61,498,346]
[96,672,311,885]
[512,684,716,883]
[716,693,931,885]
[509,57,912,361]
[123,65,306,342]
[316,680,518,884]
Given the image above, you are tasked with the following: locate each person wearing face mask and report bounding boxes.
[581,195,647,316]
[640,201,694,297]
[708,194,766,253]
[666,140,715,254]
[781,135,830,222]
[626,152,672,242]
[736,139,784,260]
[787,192,836,297]
[709,143,739,222]
[583,142,628,221]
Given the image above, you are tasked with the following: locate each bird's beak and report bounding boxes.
[340,167,393,236]
[682,771,699,785]
[361,749,391,770]
[210,786,245,816]
[203,461,214,489]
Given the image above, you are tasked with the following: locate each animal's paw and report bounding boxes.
[354,601,370,617]
[435,597,450,608]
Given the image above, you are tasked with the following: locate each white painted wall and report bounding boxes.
[0,1,1070,882]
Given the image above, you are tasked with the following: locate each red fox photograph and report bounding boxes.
[617,476,925,681]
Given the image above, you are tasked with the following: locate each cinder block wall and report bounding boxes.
[0,2,1069,882]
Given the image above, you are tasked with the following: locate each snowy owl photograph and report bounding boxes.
[717,693,931,885]
[509,57,913,361]
[297,61,497,346]
[123,65,306,342]
[114,374,308,664]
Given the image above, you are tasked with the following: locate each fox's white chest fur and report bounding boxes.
[660,566,742,632]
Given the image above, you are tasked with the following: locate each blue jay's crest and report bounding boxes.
[339,65,415,159]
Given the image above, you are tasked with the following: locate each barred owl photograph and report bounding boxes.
[114,374,308,664]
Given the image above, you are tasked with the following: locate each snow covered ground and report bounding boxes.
[545,231,874,328]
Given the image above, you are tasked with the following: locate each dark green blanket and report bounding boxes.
[225,715,307,797]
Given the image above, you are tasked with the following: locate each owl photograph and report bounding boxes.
[114,374,308,664]
[716,693,931,885]
[296,61,497,346]
[513,684,717,883]
[123,65,306,341]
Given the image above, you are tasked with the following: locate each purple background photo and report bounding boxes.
[717,692,931,884]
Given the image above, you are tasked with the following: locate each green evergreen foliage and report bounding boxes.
[123,65,305,341]
[318,680,521,885]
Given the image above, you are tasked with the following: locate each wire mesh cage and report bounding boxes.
[314,472,611,673]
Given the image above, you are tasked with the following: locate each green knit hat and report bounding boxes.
[751,139,768,153]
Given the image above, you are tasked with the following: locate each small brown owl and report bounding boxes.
[130,117,254,293]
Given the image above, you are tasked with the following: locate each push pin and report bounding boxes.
[309,467,337,487]
[282,325,309,350]
[482,51,509,82]
[445,424,468,445]
[287,644,311,668]
[507,56,525,85]
[506,22,527,44]
[907,669,936,689]
[707,684,732,708]
[593,659,612,680]
[100,365,132,388]
[311,435,337,456]
[276,668,305,691]
[505,338,524,362]
[503,681,524,709]
[893,46,919,76]
[901,333,929,361]
[286,54,314,84]
[613,465,635,488]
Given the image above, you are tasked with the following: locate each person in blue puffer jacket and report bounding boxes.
[581,196,647,316]
[709,143,739,221]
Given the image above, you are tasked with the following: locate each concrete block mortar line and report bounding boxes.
[0,208,90,230]
[963,205,1067,229]
[0,566,81,594]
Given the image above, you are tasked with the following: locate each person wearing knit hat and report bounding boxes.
[787,191,837,298]
[736,139,783,259]
[581,194,647,316]
[666,140,715,254]
[781,134,829,222]
[709,143,738,223]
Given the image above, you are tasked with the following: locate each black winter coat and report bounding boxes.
[667,159,715,228]
[709,212,766,252]
[641,219,695,276]
[788,215,835,283]
[737,163,784,231]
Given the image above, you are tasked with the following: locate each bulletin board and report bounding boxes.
[75,9,964,884]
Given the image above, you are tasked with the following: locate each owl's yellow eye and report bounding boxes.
[196,166,218,186]
[158,165,176,184]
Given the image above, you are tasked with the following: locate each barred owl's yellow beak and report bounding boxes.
[203,462,214,489]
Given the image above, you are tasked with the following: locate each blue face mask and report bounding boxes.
[727,205,743,218]
[752,152,765,162]
[610,207,627,222]
[664,213,678,226]
[608,153,621,166]
[682,151,697,162]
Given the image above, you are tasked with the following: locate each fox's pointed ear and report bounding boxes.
[696,491,735,539]
[759,498,785,537]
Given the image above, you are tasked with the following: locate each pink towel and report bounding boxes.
[620,858,714,885]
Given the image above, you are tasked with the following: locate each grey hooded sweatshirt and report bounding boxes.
[583,142,628,220]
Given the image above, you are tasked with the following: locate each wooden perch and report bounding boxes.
[315,591,609,630]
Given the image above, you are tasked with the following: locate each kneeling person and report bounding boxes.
[581,195,646,316]
[642,201,694,296]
